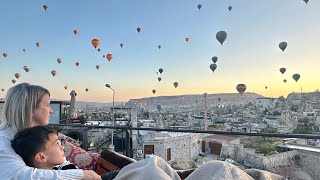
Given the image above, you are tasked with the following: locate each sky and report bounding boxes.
[0,0,320,103]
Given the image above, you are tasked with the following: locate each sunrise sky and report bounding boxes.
[0,0,319,103]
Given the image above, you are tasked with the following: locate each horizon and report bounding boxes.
[1,1,319,103]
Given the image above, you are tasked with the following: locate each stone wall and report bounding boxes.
[298,150,320,178]
[263,150,298,170]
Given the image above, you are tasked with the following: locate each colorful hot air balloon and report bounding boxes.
[185,38,189,42]
[76,62,79,66]
[64,86,68,90]
[137,27,141,33]
[3,53,7,58]
[279,68,286,74]
[156,105,162,111]
[15,73,21,79]
[57,58,62,64]
[106,54,113,61]
[85,88,89,92]
[228,6,232,11]
[158,45,161,49]
[158,77,161,82]
[73,29,78,35]
[36,42,40,48]
[283,79,287,83]
[279,42,287,52]
[236,84,247,95]
[23,66,30,72]
[159,68,163,74]
[197,4,202,10]
[91,39,100,48]
[43,5,48,11]
[212,56,218,63]
[12,80,16,84]
[96,65,100,70]
[51,70,57,77]
[210,63,217,72]
[152,89,156,94]
[292,74,300,82]
[216,31,228,45]
[173,82,179,88]
[120,43,124,48]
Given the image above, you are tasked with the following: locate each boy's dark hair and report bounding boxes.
[11,126,58,167]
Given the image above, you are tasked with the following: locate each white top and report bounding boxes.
[0,127,84,180]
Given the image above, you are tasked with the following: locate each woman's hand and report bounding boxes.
[82,170,102,180]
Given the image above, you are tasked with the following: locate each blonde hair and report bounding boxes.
[0,83,50,132]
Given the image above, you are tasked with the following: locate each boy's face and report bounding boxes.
[38,133,65,168]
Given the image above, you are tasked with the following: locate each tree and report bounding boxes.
[143,111,150,118]
[79,115,87,125]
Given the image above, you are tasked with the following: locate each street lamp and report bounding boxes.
[105,84,115,150]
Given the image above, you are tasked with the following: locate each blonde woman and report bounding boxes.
[0,83,101,180]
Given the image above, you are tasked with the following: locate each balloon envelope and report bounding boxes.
[73,30,78,35]
[292,74,300,82]
[3,53,7,58]
[216,31,227,45]
[210,63,217,72]
[43,5,48,11]
[137,27,141,33]
[236,84,247,95]
[173,82,179,88]
[159,68,163,74]
[85,88,89,92]
[279,68,286,74]
[15,73,20,79]
[156,105,162,111]
[51,70,57,77]
[228,6,232,11]
[76,62,79,66]
[283,79,287,83]
[12,80,16,84]
[158,77,161,82]
[152,89,156,94]
[303,0,309,4]
[36,42,40,48]
[106,54,113,61]
[96,65,100,70]
[279,42,287,52]
[91,39,100,48]
[57,58,62,64]
[197,4,202,10]
[212,56,218,63]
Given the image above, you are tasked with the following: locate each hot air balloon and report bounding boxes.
[212,56,218,63]
[57,58,62,64]
[106,54,112,61]
[283,79,287,83]
[64,86,68,90]
[120,43,123,48]
[303,0,309,4]
[173,82,179,88]
[158,77,161,82]
[137,27,141,33]
[159,68,163,74]
[292,74,300,82]
[1,89,4,92]
[12,80,16,84]
[43,5,48,11]
[279,42,287,52]
[156,105,162,111]
[36,42,40,48]
[97,48,101,52]
[22,49,26,52]
[103,55,105,58]
[23,66,30,72]
[96,65,100,70]
[265,86,268,89]
[152,89,156,94]
[51,70,57,77]
[15,73,21,79]
[3,53,7,58]
[210,63,217,72]
[228,6,232,11]
[73,30,78,35]
[279,68,286,74]
[197,4,202,10]
[91,39,100,48]
[158,45,161,49]
[75,62,79,66]
[185,38,189,42]
[216,31,227,45]
[85,88,89,92]
[236,84,247,95]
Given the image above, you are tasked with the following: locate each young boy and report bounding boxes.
[11,126,77,170]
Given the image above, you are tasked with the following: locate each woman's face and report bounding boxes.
[30,94,53,127]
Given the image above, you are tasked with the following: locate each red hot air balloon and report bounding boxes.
[106,54,112,61]
[73,30,78,35]
[91,39,100,48]
[76,62,79,66]
[236,84,247,95]
[185,38,189,42]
